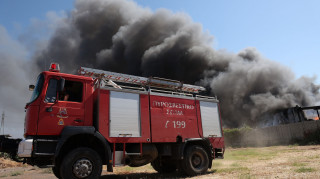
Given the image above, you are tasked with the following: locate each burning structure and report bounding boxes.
[257,105,320,128]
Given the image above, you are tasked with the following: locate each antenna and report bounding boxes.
[1,111,4,135]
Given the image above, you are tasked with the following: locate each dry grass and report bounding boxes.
[2,145,320,178]
[206,145,320,178]
[0,157,24,169]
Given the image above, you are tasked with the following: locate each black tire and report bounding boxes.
[52,166,61,179]
[60,147,102,179]
[151,157,177,173]
[181,145,209,176]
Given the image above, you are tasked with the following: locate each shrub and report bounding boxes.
[224,125,253,147]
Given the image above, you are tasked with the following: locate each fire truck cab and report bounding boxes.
[18,63,224,179]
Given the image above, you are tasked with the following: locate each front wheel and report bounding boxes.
[60,147,102,179]
[181,145,209,176]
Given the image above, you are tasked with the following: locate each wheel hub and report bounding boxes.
[192,154,202,167]
[73,158,93,178]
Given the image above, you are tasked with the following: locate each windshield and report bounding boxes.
[29,74,44,103]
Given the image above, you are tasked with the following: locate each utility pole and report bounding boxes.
[1,111,4,135]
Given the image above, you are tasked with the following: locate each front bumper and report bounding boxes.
[17,139,33,157]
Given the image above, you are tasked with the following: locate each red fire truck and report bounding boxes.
[17,63,224,179]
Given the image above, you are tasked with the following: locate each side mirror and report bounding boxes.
[58,78,65,92]
[29,85,35,91]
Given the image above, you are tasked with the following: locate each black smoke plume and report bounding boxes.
[34,0,320,127]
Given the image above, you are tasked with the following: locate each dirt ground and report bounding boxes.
[1,145,320,178]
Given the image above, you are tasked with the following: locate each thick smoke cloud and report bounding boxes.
[0,12,64,137]
[34,0,320,127]
[0,26,32,137]
[203,49,320,126]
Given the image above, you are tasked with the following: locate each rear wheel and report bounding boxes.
[60,147,102,179]
[181,145,209,176]
[52,165,61,179]
[151,157,177,173]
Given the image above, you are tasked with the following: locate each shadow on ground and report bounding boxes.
[100,171,216,179]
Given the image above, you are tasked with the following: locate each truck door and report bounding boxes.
[37,78,85,135]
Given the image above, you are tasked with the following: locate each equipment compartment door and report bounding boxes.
[199,101,222,137]
[109,91,141,137]
[150,95,200,142]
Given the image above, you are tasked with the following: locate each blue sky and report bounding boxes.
[0,0,319,79]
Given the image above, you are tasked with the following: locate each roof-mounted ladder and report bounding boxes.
[79,67,205,93]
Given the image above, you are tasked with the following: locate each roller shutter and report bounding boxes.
[200,101,222,137]
[109,91,141,137]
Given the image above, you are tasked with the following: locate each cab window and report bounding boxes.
[44,79,83,103]
[45,79,58,103]
[59,80,83,102]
